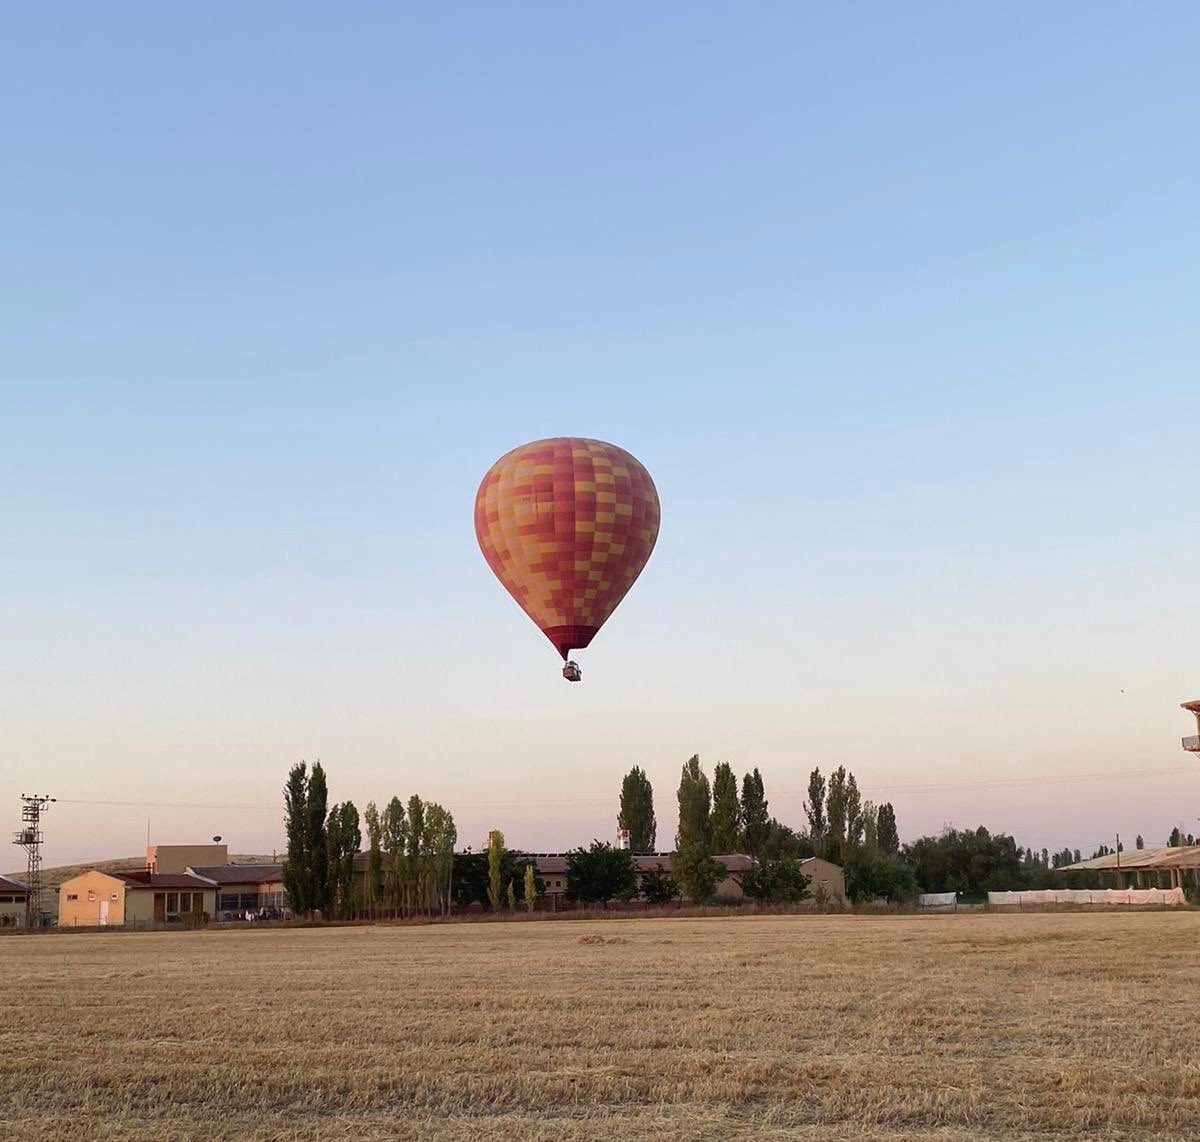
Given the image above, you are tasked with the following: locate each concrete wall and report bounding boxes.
[59,871,126,927]
[148,844,228,874]
[0,896,28,926]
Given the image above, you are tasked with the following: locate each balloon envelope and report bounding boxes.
[475,437,660,659]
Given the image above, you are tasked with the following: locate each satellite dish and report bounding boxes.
[212,835,222,843]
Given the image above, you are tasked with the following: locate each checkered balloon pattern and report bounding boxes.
[475,437,661,659]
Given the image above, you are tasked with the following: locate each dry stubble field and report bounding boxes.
[1,911,1198,1142]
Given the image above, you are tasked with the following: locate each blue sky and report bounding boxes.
[3,5,1199,865]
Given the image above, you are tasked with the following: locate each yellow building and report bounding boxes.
[58,869,217,927]
[0,875,30,927]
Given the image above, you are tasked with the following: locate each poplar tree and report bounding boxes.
[845,773,864,855]
[306,762,330,915]
[676,755,712,849]
[487,830,505,910]
[825,766,848,863]
[863,800,878,850]
[711,762,740,853]
[804,768,827,851]
[876,803,900,854]
[425,802,457,916]
[675,757,723,903]
[406,795,426,915]
[282,762,310,916]
[363,801,384,915]
[326,800,361,919]
[739,769,769,857]
[382,797,408,911]
[618,766,657,851]
[523,862,537,912]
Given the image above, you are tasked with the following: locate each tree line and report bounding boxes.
[283,761,456,919]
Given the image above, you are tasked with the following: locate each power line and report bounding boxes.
[52,765,1197,813]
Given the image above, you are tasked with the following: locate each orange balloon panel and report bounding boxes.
[475,437,660,659]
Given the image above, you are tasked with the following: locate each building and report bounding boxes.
[1182,699,1200,753]
[798,856,847,902]
[147,843,228,874]
[190,864,286,916]
[0,875,30,927]
[58,869,218,927]
[1060,846,1200,891]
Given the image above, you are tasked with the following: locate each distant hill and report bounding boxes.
[4,855,277,894]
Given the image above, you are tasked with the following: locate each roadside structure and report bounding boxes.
[0,875,30,927]
[1060,846,1200,891]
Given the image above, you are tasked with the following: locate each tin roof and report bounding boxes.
[1061,845,1200,871]
[0,875,29,894]
[189,865,284,885]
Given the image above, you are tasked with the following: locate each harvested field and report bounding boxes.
[1,912,1197,1141]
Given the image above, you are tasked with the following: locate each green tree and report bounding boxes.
[425,802,457,916]
[862,800,878,850]
[618,766,657,851]
[523,862,537,912]
[307,761,330,916]
[676,755,712,848]
[506,880,516,911]
[803,768,827,852]
[326,800,361,919]
[738,858,811,903]
[758,818,814,861]
[363,801,384,915]
[824,766,848,863]
[673,843,726,903]
[739,769,769,856]
[487,830,505,910]
[845,773,864,855]
[282,762,310,916]
[844,846,917,903]
[876,803,900,854]
[565,841,638,905]
[639,863,680,906]
[406,794,426,914]
[452,851,542,908]
[711,762,740,853]
[382,797,408,911]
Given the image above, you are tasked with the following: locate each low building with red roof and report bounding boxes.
[58,868,218,928]
[0,875,30,927]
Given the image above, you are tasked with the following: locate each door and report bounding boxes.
[99,900,109,926]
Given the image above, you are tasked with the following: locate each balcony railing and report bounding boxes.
[1183,735,1200,752]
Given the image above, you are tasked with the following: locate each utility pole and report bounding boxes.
[13,794,55,929]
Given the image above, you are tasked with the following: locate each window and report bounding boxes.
[110,893,118,900]
[166,892,178,913]
[66,894,78,902]
[0,895,12,903]
[87,890,96,901]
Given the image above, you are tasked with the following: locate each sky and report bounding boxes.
[3,5,1199,868]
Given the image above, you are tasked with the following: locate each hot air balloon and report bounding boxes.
[474,437,660,681]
